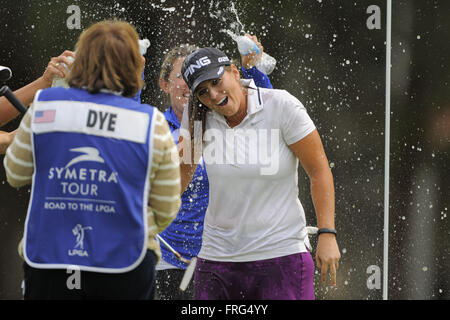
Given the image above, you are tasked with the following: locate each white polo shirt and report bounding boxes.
[181,79,316,262]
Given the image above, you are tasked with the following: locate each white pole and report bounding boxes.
[383,0,392,301]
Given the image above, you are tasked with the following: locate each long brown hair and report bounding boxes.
[68,20,144,97]
[187,92,208,164]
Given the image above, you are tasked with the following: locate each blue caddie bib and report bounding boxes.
[23,87,155,273]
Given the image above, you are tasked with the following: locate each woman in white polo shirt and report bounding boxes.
[179,47,340,300]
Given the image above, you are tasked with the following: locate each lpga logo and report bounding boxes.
[68,224,92,257]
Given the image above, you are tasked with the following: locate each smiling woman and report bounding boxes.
[179,46,340,300]
[154,39,274,300]
[158,44,199,122]
[195,65,248,127]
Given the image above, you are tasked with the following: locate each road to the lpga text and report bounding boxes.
[180,303,269,318]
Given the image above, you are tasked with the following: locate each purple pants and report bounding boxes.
[194,252,315,300]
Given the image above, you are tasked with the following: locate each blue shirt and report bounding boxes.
[241,66,273,89]
[160,106,209,269]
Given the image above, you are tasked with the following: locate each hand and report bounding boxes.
[315,233,341,286]
[41,50,76,87]
[0,129,18,154]
[240,33,264,69]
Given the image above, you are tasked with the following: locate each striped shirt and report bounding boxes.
[4,104,181,262]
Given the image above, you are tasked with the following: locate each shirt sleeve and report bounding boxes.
[4,105,34,188]
[148,109,181,235]
[241,66,273,89]
[279,91,316,145]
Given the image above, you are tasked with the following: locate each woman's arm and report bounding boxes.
[148,111,181,233]
[0,51,75,127]
[178,135,199,194]
[3,110,34,188]
[289,129,341,286]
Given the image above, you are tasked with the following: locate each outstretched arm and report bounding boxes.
[0,50,75,127]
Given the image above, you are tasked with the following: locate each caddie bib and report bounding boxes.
[24,87,155,273]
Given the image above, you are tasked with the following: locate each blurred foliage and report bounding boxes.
[0,0,448,299]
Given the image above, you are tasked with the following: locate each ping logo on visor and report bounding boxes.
[182,47,232,93]
[183,56,212,78]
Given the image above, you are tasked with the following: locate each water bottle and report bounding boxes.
[139,39,150,55]
[235,35,277,75]
[51,56,75,88]
[136,39,150,102]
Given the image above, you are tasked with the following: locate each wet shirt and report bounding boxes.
[181,79,316,262]
[158,67,273,269]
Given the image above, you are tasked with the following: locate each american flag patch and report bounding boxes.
[34,110,56,123]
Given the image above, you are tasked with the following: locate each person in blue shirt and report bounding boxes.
[4,20,181,300]
[155,34,273,300]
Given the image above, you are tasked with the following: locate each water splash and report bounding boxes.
[229,2,245,35]
[221,29,239,41]
[209,0,245,37]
